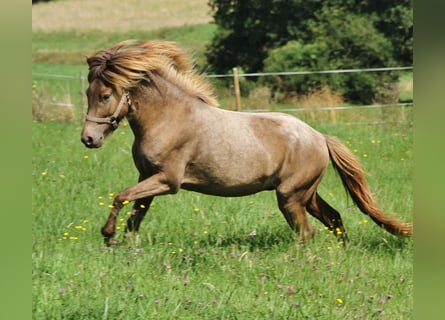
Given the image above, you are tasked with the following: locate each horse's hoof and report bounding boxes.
[103,237,119,246]
[101,225,115,237]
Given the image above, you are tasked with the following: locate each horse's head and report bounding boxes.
[81,79,130,148]
[81,39,218,148]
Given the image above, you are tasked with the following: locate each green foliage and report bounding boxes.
[262,41,340,96]
[206,0,317,74]
[206,0,412,104]
[308,7,398,104]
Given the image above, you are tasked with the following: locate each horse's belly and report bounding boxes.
[181,180,274,197]
[181,164,278,196]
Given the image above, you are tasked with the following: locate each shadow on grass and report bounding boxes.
[206,227,298,251]
[120,222,412,256]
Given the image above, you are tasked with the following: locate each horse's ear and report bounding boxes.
[85,55,90,62]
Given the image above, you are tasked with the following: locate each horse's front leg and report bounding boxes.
[101,172,179,245]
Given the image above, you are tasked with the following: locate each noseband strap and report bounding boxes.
[85,91,131,129]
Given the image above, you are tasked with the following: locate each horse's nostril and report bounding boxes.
[81,135,103,148]
[81,136,94,146]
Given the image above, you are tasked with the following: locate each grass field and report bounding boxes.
[32,114,413,319]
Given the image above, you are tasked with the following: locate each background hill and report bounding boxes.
[32,0,213,32]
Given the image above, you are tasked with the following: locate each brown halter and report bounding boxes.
[85,91,131,129]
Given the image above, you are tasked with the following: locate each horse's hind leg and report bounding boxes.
[306,192,348,242]
[126,196,153,233]
[276,191,315,242]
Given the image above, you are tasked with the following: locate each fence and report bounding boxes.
[32,66,413,118]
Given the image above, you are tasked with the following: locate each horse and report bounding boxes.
[81,40,412,245]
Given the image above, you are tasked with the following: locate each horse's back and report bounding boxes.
[215,109,328,158]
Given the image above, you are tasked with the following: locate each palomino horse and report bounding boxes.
[81,40,412,244]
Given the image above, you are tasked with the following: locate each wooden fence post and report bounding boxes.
[232,67,241,111]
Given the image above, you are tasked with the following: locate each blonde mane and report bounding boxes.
[86,40,218,107]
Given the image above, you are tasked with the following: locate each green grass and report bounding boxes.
[32,24,217,66]
[397,72,413,103]
[32,114,413,319]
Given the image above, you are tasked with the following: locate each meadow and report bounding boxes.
[32,1,413,318]
[32,111,413,319]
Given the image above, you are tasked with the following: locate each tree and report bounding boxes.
[206,0,412,104]
[206,0,319,74]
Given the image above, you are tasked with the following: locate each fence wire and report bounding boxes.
[32,66,413,112]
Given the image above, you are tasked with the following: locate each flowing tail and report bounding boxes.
[325,135,413,236]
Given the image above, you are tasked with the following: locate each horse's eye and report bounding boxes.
[102,94,111,101]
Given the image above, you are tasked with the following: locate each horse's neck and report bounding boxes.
[127,84,198,140]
